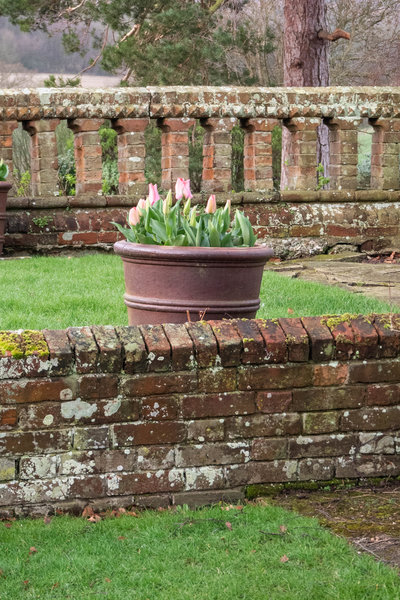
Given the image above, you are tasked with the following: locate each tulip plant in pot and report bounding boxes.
[113,179,273,325]
[0,159,11,256]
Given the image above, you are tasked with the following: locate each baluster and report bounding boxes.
[324,118,360,190]
[241,118,278,191]
[112,118,148,196]
[23,119,60,196]
[158,118,195,191]
[281,118,319,190]
[68,118,103,196]
[369,118,400,190]
[201,117,236,193]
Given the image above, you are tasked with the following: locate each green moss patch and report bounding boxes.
[0,330,48,359]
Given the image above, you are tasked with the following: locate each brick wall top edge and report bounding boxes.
[1,314,399,378]
[1,86,400,120]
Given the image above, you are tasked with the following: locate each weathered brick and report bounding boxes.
[292,386,364,411]
[349,359,400,383]
[115,326,147,373]
[163,323,195,370]
[302,411,340,434]
[171,488,244,508]
[19,455,59,479]
[209,320,242,367]
[278,318,309,362]
[0,407,17,428]
[78,374,118,399]
[255,319,287,363]
[185,321,218,367]
[350,316,379,360]
[0,378,76,404]
[365,383,400,406]
[373,314,400,358]
[175,442,250,467]
[182,391,255,419]
[358,432,394,454]
[301,317,334,362]
[113,421,186,447]
[67,327,98,373]
[288,433,358,458]
[0,458,15,481]
[198,367,236,392]
[324,317,355,360]
[0,430,72,455]
[73,426,109,450]
[225,460,298,486]
[238,363,313,390]
[140,324,171,372]
[312,362,349,387]
[187,419,225,442]
[226,413,301,439]
[136,445,175,470]
[106,469,184,495]
[234,319,267,364]
[43,329,73,375]
[92,326,123,372]
[298,458,334,480]
[256,390,292,413]
[68,475,106,498]
[185,466,225,490]
[335,455,400,479]
[251,438,288,461]
[121,371,197,396]
[341,406,400,432]
[141,396,179,420]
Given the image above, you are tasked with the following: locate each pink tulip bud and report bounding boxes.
[175,178,192,200]
[205,194,217,214]
[224,199,231,213]
[137,198,146,213]
[128,206,140,226]
[182,179,193,200]
[148,183,160,205]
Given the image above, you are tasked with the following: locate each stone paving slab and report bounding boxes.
[267,253,400,307]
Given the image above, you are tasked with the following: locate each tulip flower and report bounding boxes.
[128,206,140,226]
[183,197,191,217]
[163,190,172,215]
[224,199,231,214]
[137,198,146,214]
[148,183,160,205]
[205,194,217,214]
[175,178,192,200]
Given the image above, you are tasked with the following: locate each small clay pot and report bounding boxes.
[114,240,273,325]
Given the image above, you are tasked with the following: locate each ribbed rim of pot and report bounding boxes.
[114,240,274,262]
[0,182,12,191]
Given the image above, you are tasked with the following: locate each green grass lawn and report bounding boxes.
[0,254,395,330]
[1,503,400,600]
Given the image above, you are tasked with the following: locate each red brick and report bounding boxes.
[79,374,118,399]
[301,317,334,362]
[234,319,267,364]
[225,413,301,439]
[121,371,197,396]
[349,359,400,383]
[209,320,242,367]
[198,368,236,393]
[324,318,355,360]
[136,445,176,470]
[113,421,186,446]
[106,470,184,495]
[67,327,99,373]
[141,396,179,420]
[313,363,348,386]
[292,386,364,411]
[341,407,400,432]
[373,314,400,358]
[185,322,218,367]
[256,390,292,413]
[288,433,358,458]
[278,318,309,362]
[115,326,147,373]
[92,326,123,372]
[73,426,109,450]
[140,324,171,372]
[238,363,313,390]
[187,419,225,442]
[366,383,400,406]
[163,323,195,370]
[0,378,76,404]
[43,329,73,375]
[68,475,106,498]
[0,408,17,428]
[251,438,288,461]
[255,319,287,363]
[350,316,379,360]
[0,429,72,455]
[182,391,255,418]
[302,411,340,434]
[175,442,250,467]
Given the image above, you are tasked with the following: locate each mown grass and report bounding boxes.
[0,254,395,330]
[1,504,400,600]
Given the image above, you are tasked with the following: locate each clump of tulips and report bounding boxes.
[113,179,257,247]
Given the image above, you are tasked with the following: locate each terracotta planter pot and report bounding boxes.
[114,240,273,325]
[0,182,11,256]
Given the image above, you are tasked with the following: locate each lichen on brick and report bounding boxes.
[0,330,48,359]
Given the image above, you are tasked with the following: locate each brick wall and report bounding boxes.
[1,315,400,516]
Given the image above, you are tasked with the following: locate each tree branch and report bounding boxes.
[318,28,351,42]
[77,26,109,76]
[209,0,227,15]
[119,24,140,45]
[59,0,87,18]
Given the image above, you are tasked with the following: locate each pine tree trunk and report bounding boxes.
[281,0,330,189]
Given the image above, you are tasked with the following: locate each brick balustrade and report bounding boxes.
[1,315,400,516]
[1,86,400,256]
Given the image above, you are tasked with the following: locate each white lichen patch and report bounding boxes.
[60,388,73,401]
[282,460,298,479]
[107,473,121,492]
[43,414,54,426]
[184,466,223,490]
[61,399,97,420]
[61,458,95,476]
[104,399,121,417]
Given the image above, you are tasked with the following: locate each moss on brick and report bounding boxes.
[0,330,48,359]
